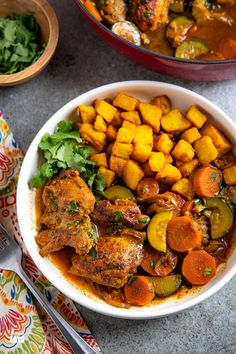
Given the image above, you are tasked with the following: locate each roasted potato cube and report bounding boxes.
[201,123,232,156]
[139,103,162,132]
[112,142,133,159]
[95,99,117,123]
[149,152,165,172]
[110,155,128,176]
[152,95,171,115]
[223,165,236,185]
[113,92,139,111]
[116,127,136,144]
[121,111,141,125]
[161,109,192,134]
[122,120,136,131]
[98,167,115,188]
[110,112,123,128]
[106,124,117,140]
[164,154,173,164]
[90,153,108,168]
[142,161,156,177]
[132,143,152,163]
[186,106,207,128]
[179,158,199,177]
[156,164,182,185]
[77,105,96,123]
[154,133,174,154]
[171,178,194,200]
[133,125,153,146]
[94,115,107,132]
[172,139,195,162]
[123,160,144,190]
[80,123,107,151]
[181,127,201,144]
[194,136,218,165]
[214,152,236,170]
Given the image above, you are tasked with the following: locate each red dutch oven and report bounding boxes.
[73,0,236,81]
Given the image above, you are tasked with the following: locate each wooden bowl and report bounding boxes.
[0,0,59,86]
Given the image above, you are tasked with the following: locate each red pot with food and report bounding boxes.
[73,0,236,81]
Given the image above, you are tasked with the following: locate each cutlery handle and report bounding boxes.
[17,264,98,354]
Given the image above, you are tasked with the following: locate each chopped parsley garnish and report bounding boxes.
[88,248,97,260]
[127,275,137,285]
[141,186,147,193]
[50,198,58,210]
[210,171,217,180]
[150,259,155,268]
[63,201,80,214]
[114,211,123,223]
[144,11,151,18]
[203,267,212,277]
[194,198,202,205]
[218,179,223,190]
[139,217,150,224]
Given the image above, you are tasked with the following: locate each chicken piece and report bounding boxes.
[118,227,147,243]
[69,236,143,288]
[36,216,97,256]
[192,0,233,24]
[37,169,96,256]
[92,199,150,230]
[128,0,173,32]
[96,0,128,25]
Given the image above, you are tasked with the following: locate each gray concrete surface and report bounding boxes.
[1,1,236,353]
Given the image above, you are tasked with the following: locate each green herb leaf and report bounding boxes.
[203,267,212,277]
[127,275,137,285]
[194,198,202,205]
[210,171,217,180]
[139,217,150,224]
[114,211,123,223]
[88,248,97,260]
[150,260,155,268]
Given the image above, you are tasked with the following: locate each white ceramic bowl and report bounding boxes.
[17,81,236,319]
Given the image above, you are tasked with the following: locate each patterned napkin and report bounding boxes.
[0,111,101,354]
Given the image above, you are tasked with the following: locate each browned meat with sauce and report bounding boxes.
[129,0,173,32]
[69,236,143,288]
[92,199,150,230]
[37,169,96,256]
[96,0,128,25]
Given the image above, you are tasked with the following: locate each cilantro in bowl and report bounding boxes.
[0,13,44,75]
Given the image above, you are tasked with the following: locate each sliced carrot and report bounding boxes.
[84,0,103,22]
[218,39,236,60]
[181,200,195,215]
[167,216,202,253]
[141,245,178,276]
[124,276,155,306]
[193,166,222,198]
[182,250,216,285]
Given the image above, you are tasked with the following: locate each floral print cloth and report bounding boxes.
[0,111,101,354]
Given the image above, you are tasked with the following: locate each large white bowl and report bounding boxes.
[17,81,236,319]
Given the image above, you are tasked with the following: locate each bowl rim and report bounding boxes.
[0,0,59,86]
[73,0,236,65]
[17,80,236,319]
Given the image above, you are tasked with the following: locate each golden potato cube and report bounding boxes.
[110,112,123,128]
[95,99,117,123]
[122,160,144,190]
[113,92,139,111]
[179,158,199,177]
[132,143,152,163]
[116,127,136,144]
[181,127,201,144]
[156,164,182,185]
[106,125,117,140]
[122,120,136,131]
[161,109,192,134]
[90,153,108,168]
[77,105,96,123]
[121,111,141,125]
[214,152,236,170]
[79,123,106,151]
[109,155,128,176]
[223,165,236,185]
[142,161,156,177]
[201,123,232,156]
[186,105,207,128]
[112,142,133,159]
[139,103,162,132]
[194,136,218,165]
[133,125,153,146]
[154,133,174,154]
[98,167,115,188]
[164,154,173,164]
[171,178,194,200]
[94,115,107,132]
[152,95,171,115]
[149,152,165,172]
[172,139,195,162]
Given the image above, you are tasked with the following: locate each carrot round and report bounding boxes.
[84,0,103,22]
[167,216,202,253]
[182,250,216,285]
[124,276,155,306]
[193,166,222,198]
[141,245,178,276]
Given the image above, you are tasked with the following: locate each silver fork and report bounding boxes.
[0,223,98,354]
